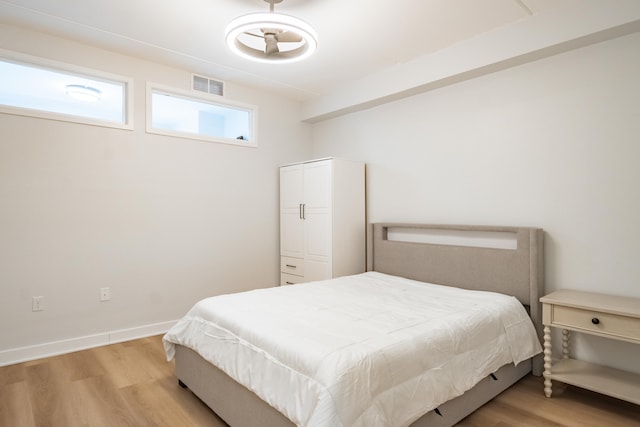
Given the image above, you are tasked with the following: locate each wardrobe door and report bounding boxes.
[280,164,304,258]
[303,160,331,264]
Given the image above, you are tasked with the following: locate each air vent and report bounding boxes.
[192,74,224,96]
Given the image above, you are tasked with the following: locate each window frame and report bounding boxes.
[146,82,258,147]
[0,49,134,130]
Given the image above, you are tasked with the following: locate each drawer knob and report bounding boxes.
[591,317,600,325]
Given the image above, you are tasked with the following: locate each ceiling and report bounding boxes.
[0,0,585,101]
[2,0,640,122]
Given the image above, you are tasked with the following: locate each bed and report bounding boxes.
[164,223,544,427]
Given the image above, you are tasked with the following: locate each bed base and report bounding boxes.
[172,223,543,426]
[175,344,531,427]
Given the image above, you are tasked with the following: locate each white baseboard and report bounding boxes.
[0,320,177,367]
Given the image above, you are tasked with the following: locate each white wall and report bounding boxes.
[2,22,638,376]
[311,33,640,373]
[0,25,312,362]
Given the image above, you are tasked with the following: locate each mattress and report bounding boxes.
[163,272,542,427]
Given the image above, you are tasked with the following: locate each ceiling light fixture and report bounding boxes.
[65,84,101,102]
[225,0,317,64]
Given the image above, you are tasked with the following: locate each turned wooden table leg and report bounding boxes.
[543,325,553,397]
[562,329,570,359]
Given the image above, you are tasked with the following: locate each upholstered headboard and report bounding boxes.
[370,223,544,374]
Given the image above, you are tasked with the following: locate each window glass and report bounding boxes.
[148,85,256,147]
[0,55,131,128]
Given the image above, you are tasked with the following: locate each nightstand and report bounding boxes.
[540,290,640,405]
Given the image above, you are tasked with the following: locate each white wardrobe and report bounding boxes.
[280,158,365,285]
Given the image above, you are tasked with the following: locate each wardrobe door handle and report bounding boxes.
[302,203,306,219]
[299,203,303,219]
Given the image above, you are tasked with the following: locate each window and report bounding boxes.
[0,50,132,129]
[147,83,256,147]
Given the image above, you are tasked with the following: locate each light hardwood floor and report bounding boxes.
[1,335,638,426]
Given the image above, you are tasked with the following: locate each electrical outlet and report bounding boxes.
[32,296,44,311]
[100,287,111,302]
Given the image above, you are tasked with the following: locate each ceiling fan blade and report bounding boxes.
[243,31,264,39]
[264,35,279,55]
[276,31,303,43]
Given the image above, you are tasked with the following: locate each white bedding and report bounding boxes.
[163,272,542,427]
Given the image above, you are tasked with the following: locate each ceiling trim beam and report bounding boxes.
[301,0,640,123]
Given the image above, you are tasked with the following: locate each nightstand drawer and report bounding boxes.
[281,257,304,276]
[552,306,640,342]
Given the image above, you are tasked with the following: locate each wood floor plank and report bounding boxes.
[459,375,640,427]
[66,374,147,427]
[24,360,71,427]
[129,336,173,381]
[2,335,638,426]
[0,362,26,385]
[90,341,154,389]
[459,398,566,427]
[120,377,224,426]
[60,348,106,382]
[0,381,36,427]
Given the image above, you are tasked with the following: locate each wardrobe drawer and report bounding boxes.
[552,306,640,342]
[280,273,303,286]
[281,257,304,276]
